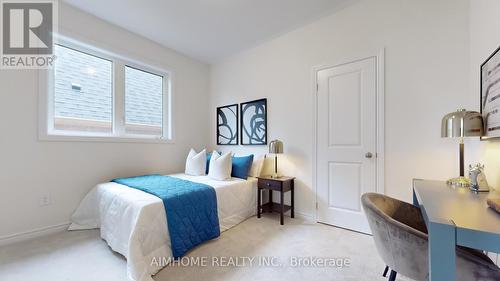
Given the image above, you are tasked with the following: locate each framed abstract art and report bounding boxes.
[217,104,238,145]
[481,45,500,139]
[240,98,267,145]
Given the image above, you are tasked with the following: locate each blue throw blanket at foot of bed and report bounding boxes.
[112,174,220,258]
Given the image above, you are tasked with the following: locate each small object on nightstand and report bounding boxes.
[257,176,295,225]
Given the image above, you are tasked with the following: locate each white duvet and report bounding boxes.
[69,174,257,281]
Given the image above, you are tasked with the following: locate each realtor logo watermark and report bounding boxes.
[1,0,57,69]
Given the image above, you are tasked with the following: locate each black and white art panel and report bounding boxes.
[481,46,500,138]
[217,104,238,145]
[240,98,267,145]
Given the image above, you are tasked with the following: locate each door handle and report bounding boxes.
[365,152,373,158]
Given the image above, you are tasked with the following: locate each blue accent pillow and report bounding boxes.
[231,155,254,180]
[206,151,221,174]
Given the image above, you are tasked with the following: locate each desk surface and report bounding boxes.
[413,179,500,235]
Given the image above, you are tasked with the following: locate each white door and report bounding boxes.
[316,57,378,234]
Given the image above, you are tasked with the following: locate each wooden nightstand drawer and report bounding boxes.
[258,178,282,190]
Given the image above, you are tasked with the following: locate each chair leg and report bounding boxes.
[382,266,389,277]
[388,270,397,281]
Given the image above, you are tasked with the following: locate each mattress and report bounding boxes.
[68,174,257,281]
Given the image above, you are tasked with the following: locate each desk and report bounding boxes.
[412,179,500,280]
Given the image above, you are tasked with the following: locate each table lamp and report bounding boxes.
[441,109,484,187]
[269,139,284,178]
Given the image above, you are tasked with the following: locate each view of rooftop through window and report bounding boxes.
[52,44,166,137]
[54,45,113,133]
[125,66,164,136]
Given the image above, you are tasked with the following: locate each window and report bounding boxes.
[54,45,113,133]
[125,66,163,136]
[41,37,172,142]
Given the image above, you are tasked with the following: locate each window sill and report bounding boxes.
[38,132,174,144]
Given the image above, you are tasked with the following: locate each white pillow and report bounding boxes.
[248,154,265,177]
[185,148,207,176]
[208,152,232,180]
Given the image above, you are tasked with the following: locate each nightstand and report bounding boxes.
[257,176,295,225]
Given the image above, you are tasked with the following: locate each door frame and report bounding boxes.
[312,48,385,222]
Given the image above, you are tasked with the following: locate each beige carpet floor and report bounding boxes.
[0,214,410,281]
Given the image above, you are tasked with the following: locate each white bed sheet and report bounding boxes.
[68,174,257,281]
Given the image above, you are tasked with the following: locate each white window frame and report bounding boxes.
[39,35,174,143]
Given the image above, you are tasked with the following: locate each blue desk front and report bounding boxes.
[412,179,500,281]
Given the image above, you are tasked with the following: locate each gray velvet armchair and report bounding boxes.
[361,192,500,281]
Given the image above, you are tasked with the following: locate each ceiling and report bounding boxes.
[63,0,356,64]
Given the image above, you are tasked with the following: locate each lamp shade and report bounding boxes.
[269,139,284,154]
[441,109,484,138]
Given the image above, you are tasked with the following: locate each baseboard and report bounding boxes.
[294,211,315,222]
[0,222,70,247]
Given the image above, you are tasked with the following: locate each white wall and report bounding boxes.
[468,0,500,190]
[0,3,210,238]
[1,0,486,239]
[210,0,471,218]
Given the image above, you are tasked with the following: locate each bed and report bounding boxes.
[68,173,258,281]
